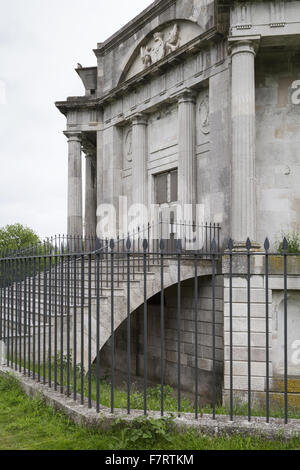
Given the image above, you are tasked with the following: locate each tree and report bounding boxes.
[0,224,40,252]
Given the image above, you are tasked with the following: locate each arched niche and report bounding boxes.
[119,20,203,83]
[272,291,300,376]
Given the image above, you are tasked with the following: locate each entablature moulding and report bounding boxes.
[230,0,300,38]
[56,34,300,124]
[92,0,230,56]
[56,29,227,126]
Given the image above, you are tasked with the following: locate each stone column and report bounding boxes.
[101,125,122,238]
[64,131,83,238]
[230,38,260,245]
[84,153,97,238]
[131,113,148,223]
[178,89,196,217]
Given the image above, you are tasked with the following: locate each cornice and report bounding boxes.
[56,26,223,116]
[97,27,220,105]
[93,0,176,57]
[55,97,98,116]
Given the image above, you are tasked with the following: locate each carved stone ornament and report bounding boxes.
[199,95,210,135]
[125,129,133,162]
[140,24,180,69]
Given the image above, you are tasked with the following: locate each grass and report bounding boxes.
[8,356,300,421]
[0,372,300,450]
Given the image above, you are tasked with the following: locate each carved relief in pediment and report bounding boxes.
[124,21,202,81]
[140,24,181,70]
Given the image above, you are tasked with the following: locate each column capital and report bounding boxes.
[228,35,261,57]
[82,142,96,157]
[131,113,148,126]
[63,131,82,142]
[177,88,197,105]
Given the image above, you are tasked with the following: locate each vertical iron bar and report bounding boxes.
[67,245,70,396]
[28,254,31,377]
[3,254,7,367]
[0,258,2,363]
[283,239,288,424]
[127,239,131,415]
[212,242,216,420]
[14,252,18,370]
[10,254,14,369]
[88,251,92,408]
[32,248,36,380]
[96,250,100,413]
[80,244,84,404]
[160,241,164,417]
[23,254,27,375]
[6,253,9,368]
[38,246,41,381]
[117,236,120,288]
[48,247,52,387]
[265,239,270,423]
[18,254,22,373]
[177,241,181,415]
[194,252,198,420]
[110,240,115,414]
[73,245,77,401]
[43,243,47,384]
[229,240,233,421]
[60,251,64,394]
[247,239,251,422]
[54,241,58,390]
[143,240,148,416]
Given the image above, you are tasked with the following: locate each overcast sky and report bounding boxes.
[0,0,152,239]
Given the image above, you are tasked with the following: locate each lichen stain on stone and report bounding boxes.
[291,199,300,226]
[277,77,293,108]
[271,393,300,408]
[269,256,300,274]
[274,123,298,139]
[269,256,284,273]
[272,378,300,394]
[275,126,285,139]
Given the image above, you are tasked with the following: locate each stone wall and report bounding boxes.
[101,275,224,406]
[223,254,300,410]
[255,50,300,247]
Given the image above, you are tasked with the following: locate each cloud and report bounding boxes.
[0,0,152,239]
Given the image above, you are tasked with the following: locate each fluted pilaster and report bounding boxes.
[178,89,196,213]
[132,114,148,214]
[230,38,260,244]
[85,153,97,238]
[64,131,83,238]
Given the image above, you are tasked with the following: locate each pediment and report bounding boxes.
[123,20,203,82]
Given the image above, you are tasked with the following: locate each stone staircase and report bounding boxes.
[0,252,214,371]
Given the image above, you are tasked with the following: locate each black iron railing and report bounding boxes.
[0,235,299,425]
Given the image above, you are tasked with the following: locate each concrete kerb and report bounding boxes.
[1,365,300,441]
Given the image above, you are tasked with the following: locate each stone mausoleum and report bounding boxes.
[56,1,300,407]
[56,0,300,247]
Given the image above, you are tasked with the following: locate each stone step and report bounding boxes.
[3,271,157,290]
[2,280,137,293]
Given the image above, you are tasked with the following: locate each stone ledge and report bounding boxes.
[1,366,300,441]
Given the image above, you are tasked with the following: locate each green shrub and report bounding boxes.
[277,230,300,254]
[0,224,40,252]
[110,416,175,449]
